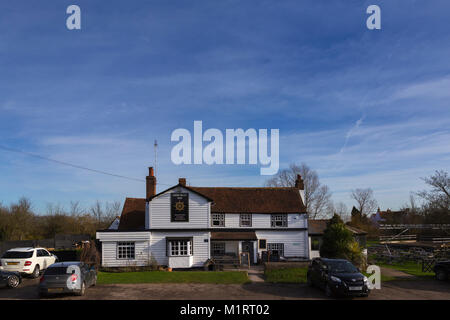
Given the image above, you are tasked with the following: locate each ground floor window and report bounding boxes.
[259,239,267,249]
[211,242,226,255]
[311,236,322,251]
[117,242,135,259]
[267,243,284,257]
[168,239,192,256]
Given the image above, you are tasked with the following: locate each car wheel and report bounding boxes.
[7,275,20,288]
[435,269,447,281]
[325,284,333,298]
[32,265,40,278]
[76,282,86,296]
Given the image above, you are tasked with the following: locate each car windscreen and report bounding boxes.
[44,267,71,275]
[1,251,33,259]
[327,261,358,273]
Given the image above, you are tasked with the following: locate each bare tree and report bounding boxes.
[265,163,332,219]
[416,170,450,223]
[104,201,122,222]
[351,188,378,216]
[417,170,450,209]
[90,200,104,223]
[328,201,349,221]
[69,201,85,216]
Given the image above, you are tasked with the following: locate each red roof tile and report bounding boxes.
[118,198,146,230]
[190,187,306,213]
[211,231,257,241]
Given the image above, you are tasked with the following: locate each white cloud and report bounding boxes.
[392,76,450,100]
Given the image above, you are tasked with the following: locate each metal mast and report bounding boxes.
[154,139,158,174]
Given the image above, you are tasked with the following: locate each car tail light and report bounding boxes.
[70,274,78,283]
[40,276,45,283]
[24,261,32,266]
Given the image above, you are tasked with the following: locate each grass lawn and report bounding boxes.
[265,267,398,283]
[376,261,435,280]
[264,267,308,283]
[97,271,250,285]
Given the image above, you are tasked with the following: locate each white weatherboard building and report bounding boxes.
[96,168,309,268]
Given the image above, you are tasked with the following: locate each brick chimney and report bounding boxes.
[295,174,304,190]
[295,174,306,209]
[179,178,186,186]
[146,167,156,200]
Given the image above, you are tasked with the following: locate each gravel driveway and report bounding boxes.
[1,277,449,300]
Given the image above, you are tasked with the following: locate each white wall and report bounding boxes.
[149,187,210,229]
[96,231,151,267]
[256,230,309,258]
[210,213,307,229]
[150,231,210,267]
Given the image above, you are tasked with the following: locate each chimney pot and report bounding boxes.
[179,178,186,186]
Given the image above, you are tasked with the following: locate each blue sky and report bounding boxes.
[1,0,449,214]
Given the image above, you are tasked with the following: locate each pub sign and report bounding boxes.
[171,193,189,222]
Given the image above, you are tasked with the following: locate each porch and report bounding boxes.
[210,231,258,266]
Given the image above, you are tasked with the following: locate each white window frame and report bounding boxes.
[239,214,252,227]
[267,243,284,257]
[211,213,225,227]
[117,242,135,260]
[168,239,192,257]
[271,214,288,227]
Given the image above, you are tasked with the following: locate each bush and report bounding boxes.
[320,214,365,267]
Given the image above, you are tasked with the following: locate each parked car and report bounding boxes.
[0,270,22,288]
[434,261,450,281]
[38,261,97,297]
[307,258,369,297]
[0,247,57,278]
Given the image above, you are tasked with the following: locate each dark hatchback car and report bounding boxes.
[38,261,97,297]
[0,270,22,288]
[434,261,450,281]
[307,258,369,297]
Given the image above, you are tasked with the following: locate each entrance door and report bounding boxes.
[241,242,254,265]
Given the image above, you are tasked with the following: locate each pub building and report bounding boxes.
[96,167,309,268]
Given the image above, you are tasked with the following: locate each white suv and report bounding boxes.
[0,247,57,278]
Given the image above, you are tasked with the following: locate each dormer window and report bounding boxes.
[211,213,225,227]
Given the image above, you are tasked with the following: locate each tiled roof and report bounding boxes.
[211,231,257,241]
[118,198,146,230]
[190,187,306,213]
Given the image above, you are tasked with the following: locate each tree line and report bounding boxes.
[266,163,450,227]
[0,198,121,241]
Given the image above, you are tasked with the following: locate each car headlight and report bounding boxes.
[330,276,342,283]
[363,276,368,284]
